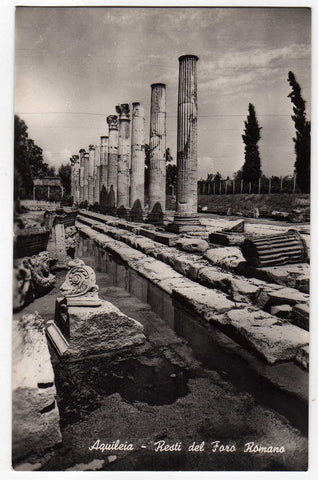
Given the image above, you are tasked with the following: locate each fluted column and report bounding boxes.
[130,102,145,209]
[93,144,101,204]
[100,136,109,195]
[83,152,89,203]
[88,145,95,205]
[74,159,80,204]
[149,83,166,216]
[70,164,75,202]
[116,104,131,210]
[106,115,119,205]
[79,151,85,203]
[168,55,204,232]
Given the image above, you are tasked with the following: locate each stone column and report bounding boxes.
[83,152,90,203]
[70,165,74,203]
[88,145,95,205]
[148,83,166,222]
[74,159,80,204]
[106,115,119,206]
[130,102,145,211]
[116,104,130,212]
[93,144,101,204]
[100,136,109,194]
[168,55,204,233]
[79,151,85,204]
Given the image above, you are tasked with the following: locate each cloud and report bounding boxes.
[198,44,310,95]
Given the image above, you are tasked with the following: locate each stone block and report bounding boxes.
[291,304,310,331]
[172,283,235,316]
[63,299,146,359]
[295,345,309,370]
[204,246,245,270]
[12,313,62,462]
[174,237,209,253]
[211,308,309,365]
[268,287,309,306]
[270,304,293,319]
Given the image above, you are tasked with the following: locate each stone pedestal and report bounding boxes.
[116,104,131,211]
[106,115,119,207]
[148,83,166,223]
[167,55,205,233]
[88,145,95,205]
[100,135,109,200]
[130,102,145,212]
[47,261,145,360]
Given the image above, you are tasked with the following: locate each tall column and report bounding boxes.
[70,164,74,203]
[88,145,95,205]
[148,83,166,221]
[106,115,119,205]
[83,152,89,203]
[93,144,101,204]
[79,150,85,203]
[116,104,131,211]
[130,102,145,210]
[100,136,109,195]
[168,55,204,233]
[74,159,80,205]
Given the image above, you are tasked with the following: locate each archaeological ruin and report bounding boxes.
[12,53,310,472]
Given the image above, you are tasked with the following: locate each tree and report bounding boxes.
[242,103,262,183]
[287,71,311,193]
[58,164,71,196]
[14,115,34,199]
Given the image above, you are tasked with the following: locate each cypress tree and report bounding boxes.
[242,103,262,183]
[287,71,311,193]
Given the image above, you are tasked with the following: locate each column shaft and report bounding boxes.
[130,102,145,209]
[83,153,89,202]
[88,145,95,205]
[175,55,199,224]
[116,104,131,210]
[93,144,101,204]
[149,83,166,213]
[100,136,109,195]
[106,115,119,205]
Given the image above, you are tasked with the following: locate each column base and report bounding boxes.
[166,214,206,233]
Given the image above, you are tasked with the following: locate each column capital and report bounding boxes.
[89,144,95,151]
[107,115,119,130]
[116,103,130,120]
[100,135,109,144]
[151,83,166,89]
[178,54,199,62]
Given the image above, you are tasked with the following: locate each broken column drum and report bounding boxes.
[93,144,101,204]
[106,115,119,205]
[116,104,131,210]
[83,152,90,203]
[241,231,308,267]
[149,83,166,214]
[130,102,145,209]
[174,55,201,228]
[100,135,109,196]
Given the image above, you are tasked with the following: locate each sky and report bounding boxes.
[14,6,311,178]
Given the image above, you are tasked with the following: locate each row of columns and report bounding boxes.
[71,54,203,231]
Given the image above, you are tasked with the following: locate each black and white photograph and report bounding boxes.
[9,3,315,474]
